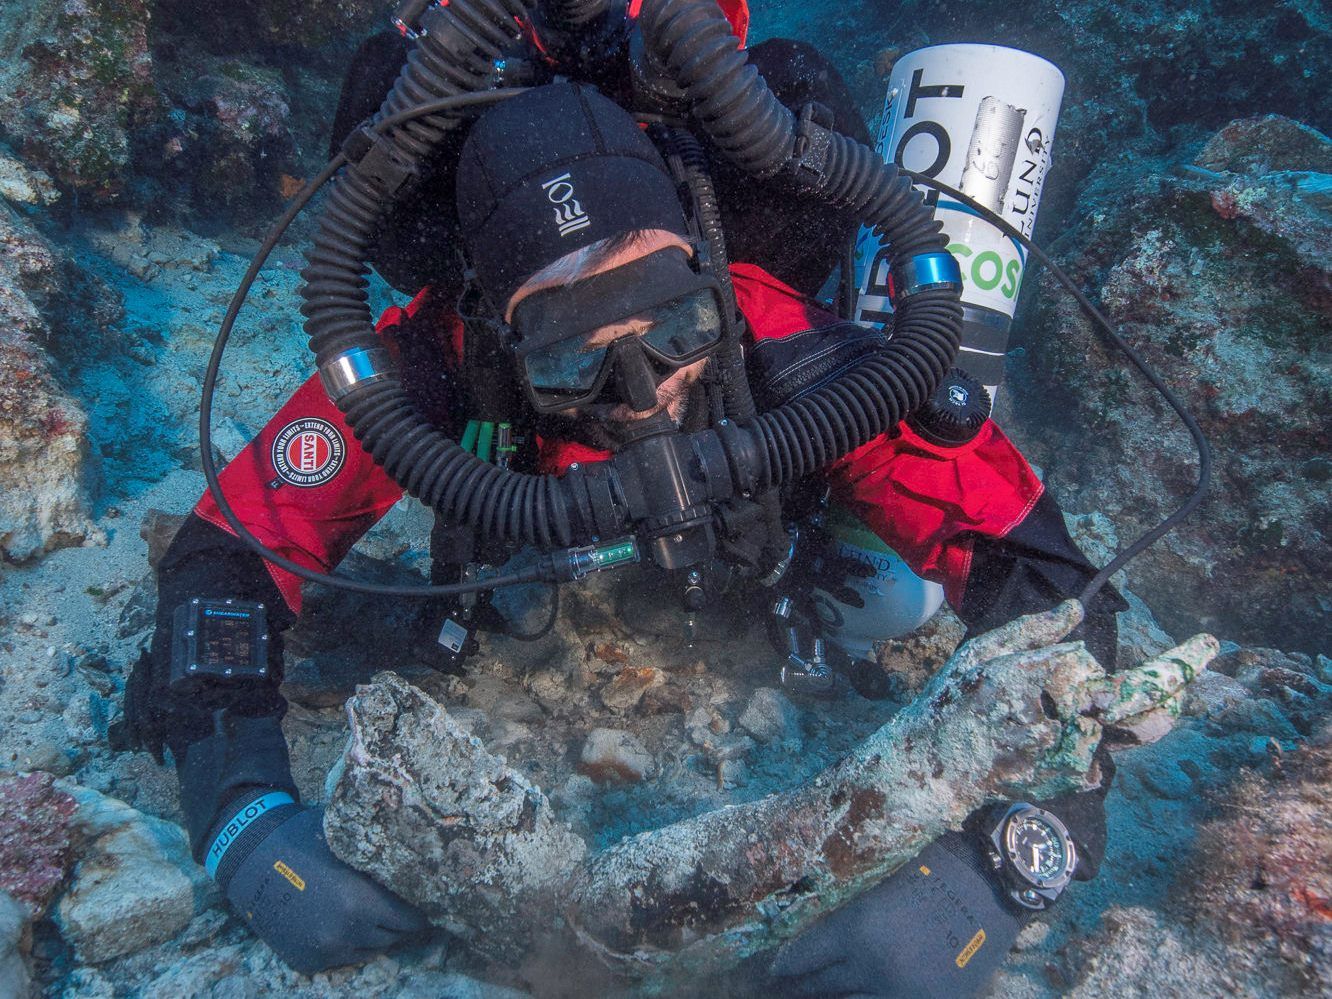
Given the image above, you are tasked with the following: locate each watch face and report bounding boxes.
[1003,813,1069,885]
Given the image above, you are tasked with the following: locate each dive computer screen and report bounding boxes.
[169,598,270,693]
[199,607,256,668]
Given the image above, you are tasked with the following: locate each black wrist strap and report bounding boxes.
[939,829,1040,925]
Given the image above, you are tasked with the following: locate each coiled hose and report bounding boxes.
[659,125,788,562]
[300,0,587,547]
[298,0,961,550]
[639,0,961,484]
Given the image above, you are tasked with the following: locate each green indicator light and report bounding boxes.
[591,540,638,568]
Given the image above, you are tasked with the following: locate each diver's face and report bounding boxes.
[505,230,711,424]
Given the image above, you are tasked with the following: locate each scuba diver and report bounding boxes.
[112,1,1139,994]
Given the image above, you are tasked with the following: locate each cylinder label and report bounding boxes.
[854,45,1064,323]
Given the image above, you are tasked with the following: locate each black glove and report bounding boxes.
[769,832,1029,999]
[204,788,430,975]
[112,645,172,763]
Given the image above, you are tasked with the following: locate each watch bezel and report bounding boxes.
[987,803,1077,910]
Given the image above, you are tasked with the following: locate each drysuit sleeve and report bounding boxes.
[145,298,456,860]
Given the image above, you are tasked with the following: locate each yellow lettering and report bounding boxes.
[274,860,306,891]
[956,928,986,968]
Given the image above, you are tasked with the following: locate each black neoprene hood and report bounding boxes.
[455,82,690,308]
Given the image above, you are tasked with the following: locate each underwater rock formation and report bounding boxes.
[759,0,1331,209]
[153,0,383,52]
[1063,731,1332,997]
[1011,115,1332,654]
[50,779,214,964]
[325,602,1217,985]
[0,890,31,999]
[1184,739,1332,993]
[0,773,78,920]
[0,0,162,202]
[0,205,104,561]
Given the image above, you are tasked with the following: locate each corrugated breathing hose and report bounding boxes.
[296,0,962,563]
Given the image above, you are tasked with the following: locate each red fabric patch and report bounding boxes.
[825,421,1044,608]
[730,262,836,342]
[627,0,747,48]
[194,262,1044,618]
[194,373,404,613]
[716,0,749,47]
[535,436,611,474]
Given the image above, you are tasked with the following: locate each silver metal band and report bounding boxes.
[319,346,393,402]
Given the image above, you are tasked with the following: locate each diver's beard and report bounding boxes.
[581,379,692,427]
[538,377,703,453]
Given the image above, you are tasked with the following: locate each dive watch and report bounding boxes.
[983,803,1078,911]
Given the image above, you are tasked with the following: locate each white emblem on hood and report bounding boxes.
[542,172,591,236]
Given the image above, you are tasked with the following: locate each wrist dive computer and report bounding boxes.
[169,597,271,696]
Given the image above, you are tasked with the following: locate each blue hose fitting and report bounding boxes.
[890,251,963,305]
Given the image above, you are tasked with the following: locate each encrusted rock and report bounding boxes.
[51,780,213,963]
[325,672,586,954]
[321,604,1213,981]
[154,54,298,211]
[685,705,730,747]
[738,687,802,746]
[140,508,187,572]
[1178,745,1332,993]
[874,606,966,695]
[0,0,162,200]
[0,890,32,999]
[1196,115,1332,176]
[0,206,105,561]
[1010,114,1332,653]
[464,674,545,724]
[155,0,383,50]
[0,150,58,206]
[599,666,665,713]
[580,728,656,784]
[0,772,78,919]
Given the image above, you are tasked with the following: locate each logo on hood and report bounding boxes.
[272,418,345,488]
[542,172,590,236]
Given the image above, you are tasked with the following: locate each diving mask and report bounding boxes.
[510,247,724,413]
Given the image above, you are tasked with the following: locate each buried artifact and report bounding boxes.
[322,600,1217,985]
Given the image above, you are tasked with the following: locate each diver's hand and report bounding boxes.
[770,832,1026,999]
[204,791,429,975]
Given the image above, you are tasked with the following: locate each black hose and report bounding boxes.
[201,95,584,597]
[636,0,961,486]
[656,126,753,422]
[507,584,561,640]
[296,0,961,562]
[300,0,594,547]
[658,125,788,564]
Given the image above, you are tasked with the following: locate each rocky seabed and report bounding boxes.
[1,1,1330,996]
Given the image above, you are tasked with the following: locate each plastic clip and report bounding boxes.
[789,102,837,189]
[341,123,418,198]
